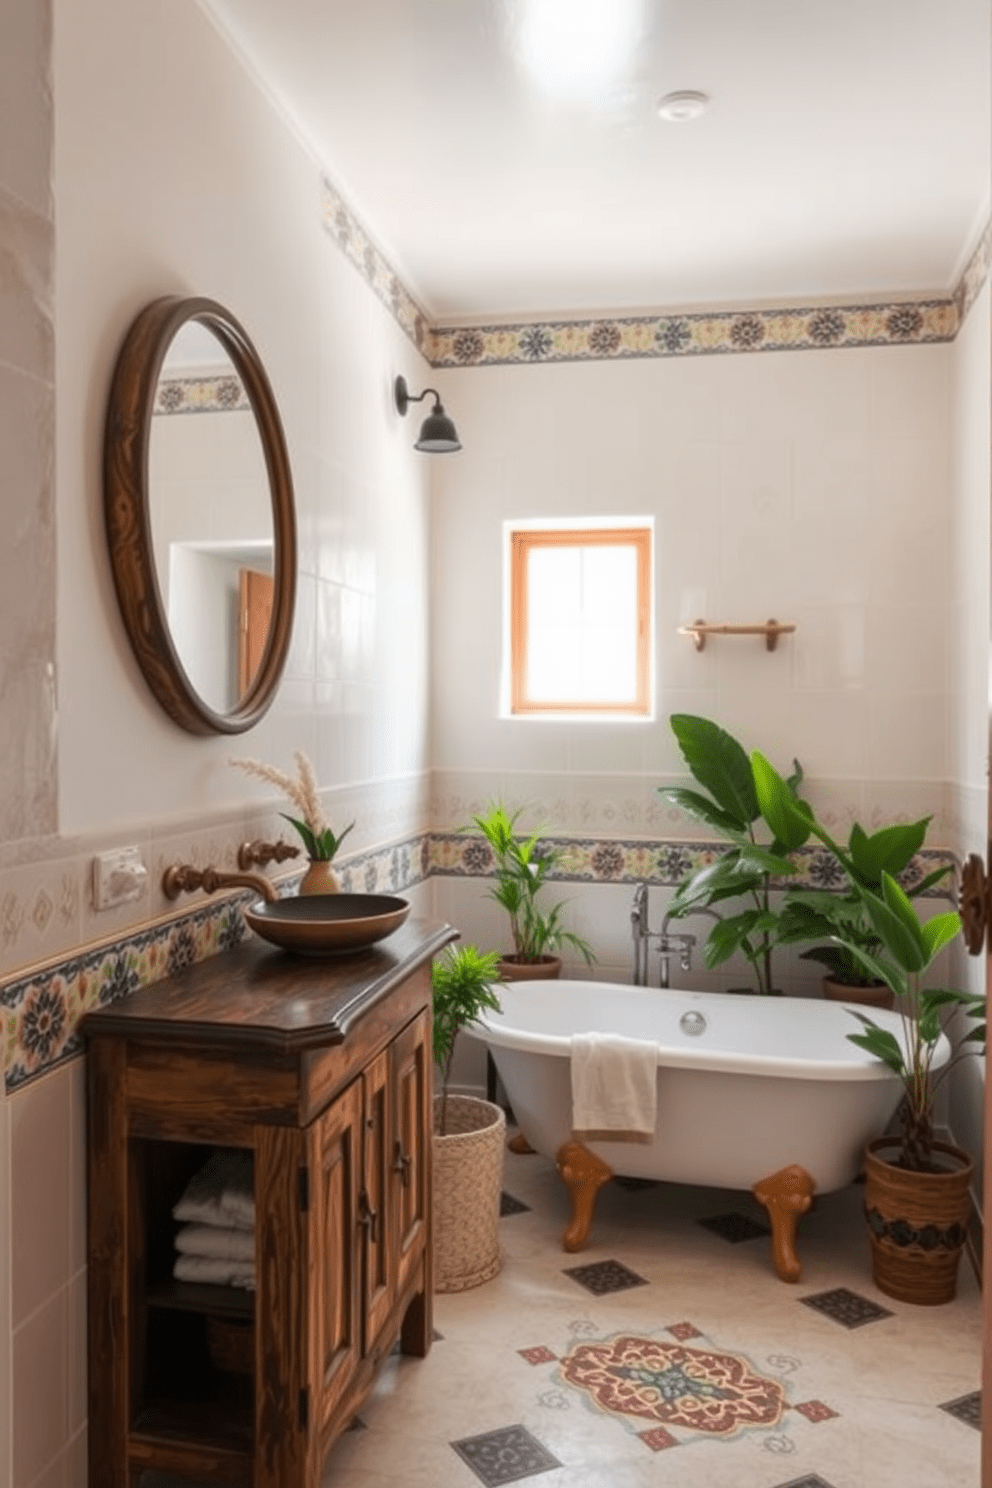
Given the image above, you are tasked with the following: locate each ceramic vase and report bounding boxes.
[298,858,341,895]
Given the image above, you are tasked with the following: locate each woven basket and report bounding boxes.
[864,1137,973,1305]
[433,1096,506,1293]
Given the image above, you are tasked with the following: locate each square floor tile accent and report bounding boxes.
[770,1478,838,1488]
[562,1259,648,1296]
[939,1391,982,1429]
[638,1426,680,1451]
[613,1175,659,1192]
[697,1211,770,1243]
[799,1287,893,1329]
[500,1191,532,1217]
[451,1425,562,1485]
[666,1321,702,1340]
[793,1400,839,1423]
[518,1346,557,1366]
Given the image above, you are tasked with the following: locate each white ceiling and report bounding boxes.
[200,0,990,322]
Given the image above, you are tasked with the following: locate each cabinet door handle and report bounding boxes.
[358,1189,379,1244]
[391,1140,412,1188]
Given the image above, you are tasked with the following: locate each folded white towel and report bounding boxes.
[175,1223,255,1263]
[173,1150,254,1231]
[173,1254,256,1291]
[571,1032,658,1140]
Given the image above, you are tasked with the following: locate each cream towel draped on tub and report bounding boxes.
[570,1032,659,1142]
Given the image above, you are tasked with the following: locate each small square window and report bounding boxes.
[508,524,652,716]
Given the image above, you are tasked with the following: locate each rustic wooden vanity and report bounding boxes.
[83,917,456,1487]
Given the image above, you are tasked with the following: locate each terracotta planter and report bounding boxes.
[863,1137,973,1305]
[298,858,341,895]
[433,1095,506,1293]
[823,976,894,1011]
[496,955,561,982]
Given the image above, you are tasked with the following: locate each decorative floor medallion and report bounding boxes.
[559,1333,785,1436]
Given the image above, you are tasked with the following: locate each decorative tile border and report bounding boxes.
[154,374,250,416]
[954,219,992,324]
[0,826,957,1092]
[321,178,432,359]
[320,170,990,365]
[427,300,959,368]
[429,831,957,899]
[0,831,431,1094]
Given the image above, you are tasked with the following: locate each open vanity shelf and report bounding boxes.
[83,917,456,1488]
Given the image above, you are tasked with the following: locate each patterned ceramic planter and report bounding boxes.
[433,1095,506,1293]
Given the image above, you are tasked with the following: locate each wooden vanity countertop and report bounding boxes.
[81,916,457,1055]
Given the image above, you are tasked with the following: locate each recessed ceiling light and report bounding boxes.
[656,90,709,123]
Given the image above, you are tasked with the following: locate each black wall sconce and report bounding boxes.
[394,375,462,453]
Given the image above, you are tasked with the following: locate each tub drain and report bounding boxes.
[679,1010,707,1037]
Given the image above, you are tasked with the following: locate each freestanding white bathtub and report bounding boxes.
[473,980,949,1281]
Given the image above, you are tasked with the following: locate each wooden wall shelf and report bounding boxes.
[677,618,797,652]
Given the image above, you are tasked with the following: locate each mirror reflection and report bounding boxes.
[149,322,275,716]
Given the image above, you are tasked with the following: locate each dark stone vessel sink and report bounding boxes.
[243,893,410,954]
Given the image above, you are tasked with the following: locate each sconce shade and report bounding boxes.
[394,374,462,453]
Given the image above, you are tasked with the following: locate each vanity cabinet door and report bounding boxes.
[390,1010,431,1299]
[362,1049,394,1350]
[307,1076,363,1454]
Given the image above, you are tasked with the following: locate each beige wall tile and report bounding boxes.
[10,1069,69,1329]
[66,1273,86,1440]
[12,1291,66,1488]
[67,1062,85,1278]
[0,0,51,218]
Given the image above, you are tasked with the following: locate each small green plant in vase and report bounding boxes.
[469,802,595,975]
[231,750,353,894]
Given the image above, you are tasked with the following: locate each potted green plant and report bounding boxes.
[431,944,507,1292]
[468,802,595,979]
[752,750,981,1304]
[777,819,952,1009]
[658,715,804,994]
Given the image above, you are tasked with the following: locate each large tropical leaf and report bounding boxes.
[735,842,798,877]
[856,876,926,973]
[750,751,814,851]
[920,911,961,963]
[658,786,748,838]
[669,715,759,826]
[848,819,929,883]
[702,912,763,968]
[847,1022,906,1077]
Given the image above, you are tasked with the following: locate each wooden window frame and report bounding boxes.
[510,526,652,716]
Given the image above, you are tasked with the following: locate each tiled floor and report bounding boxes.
[321,1141,982,1487]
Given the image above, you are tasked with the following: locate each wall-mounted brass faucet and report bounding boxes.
[161,863,278,904]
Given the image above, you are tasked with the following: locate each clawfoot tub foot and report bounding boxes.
[508,1133,536,1154]
[556,1142,613,1253]
[752,1164,815,1282]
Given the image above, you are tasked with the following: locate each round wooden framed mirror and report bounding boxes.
[104,295,297,735]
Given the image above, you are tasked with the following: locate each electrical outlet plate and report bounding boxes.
[93,847,149,911]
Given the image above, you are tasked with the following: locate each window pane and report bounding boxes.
[581,622,637,701]
[528,546,582,625]
[581,545,637,625]
[528,622,582,700]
